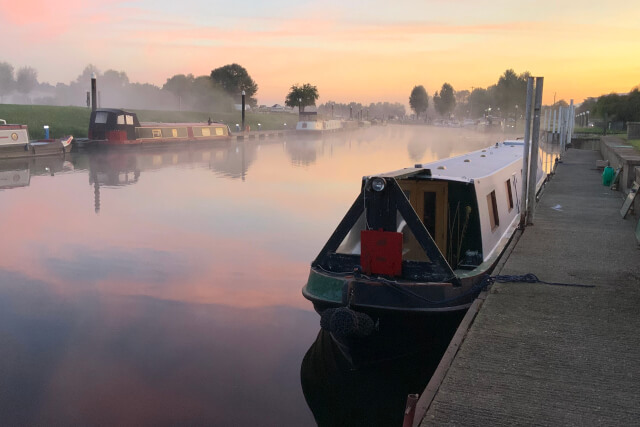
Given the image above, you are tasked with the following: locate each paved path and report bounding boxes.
[421,148,640,426]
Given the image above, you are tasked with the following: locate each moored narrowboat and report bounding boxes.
[83,108,231,148]
[302,140,546,362]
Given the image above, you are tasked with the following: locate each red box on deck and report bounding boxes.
[360,230,403,276]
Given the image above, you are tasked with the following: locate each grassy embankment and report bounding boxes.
[0,104,297,139]
[574,126,640,151]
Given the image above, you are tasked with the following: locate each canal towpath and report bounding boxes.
[417,147,640,425]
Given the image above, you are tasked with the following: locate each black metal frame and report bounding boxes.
[312,175,458,283]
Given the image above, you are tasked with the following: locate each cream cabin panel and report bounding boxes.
[0,128,29,146]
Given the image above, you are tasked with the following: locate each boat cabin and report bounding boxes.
[0,120,30,147]
[311,142,533,283]
[89,109,142,141]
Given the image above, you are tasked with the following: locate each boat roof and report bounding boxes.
[376,140,525,183]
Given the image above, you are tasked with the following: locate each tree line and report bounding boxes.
[0,62,262,112]
[410,69,534,121]
[576,88,640,127]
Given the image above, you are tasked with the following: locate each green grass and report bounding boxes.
[0,104,298,139]
[628,139,640,151]
[0,104,91,139]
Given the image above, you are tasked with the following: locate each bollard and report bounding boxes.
[258,123,261,131]
[403,393,419,427]
[44,125,50,139]
[235,124,240,132]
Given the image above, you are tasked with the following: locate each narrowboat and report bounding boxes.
[296,111,343,133]
[83,108,231,147]
[0,119,72,159]
[302,140,545,362]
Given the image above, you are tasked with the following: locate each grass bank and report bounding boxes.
[0,104,298,139]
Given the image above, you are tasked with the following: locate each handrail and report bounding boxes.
[0,119,6,124]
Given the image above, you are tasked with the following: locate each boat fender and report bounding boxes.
[319,307,375,338]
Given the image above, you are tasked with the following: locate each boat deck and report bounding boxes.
[417,148,640,425]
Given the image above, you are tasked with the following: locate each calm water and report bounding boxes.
[0,125,534,425]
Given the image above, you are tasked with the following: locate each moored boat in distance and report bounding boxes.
[302,140,545,363]
[80,108,231,148]
[296,111,354,134]
[0,119,72,159]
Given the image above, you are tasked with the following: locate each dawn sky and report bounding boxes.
[1,0,639,106]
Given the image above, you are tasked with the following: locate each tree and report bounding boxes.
[163,74,195,109]
[16,66,38,96]
[210,64,258,106]
[409,85,428,119]
[468,88,490,119]
[0,62,14,102]
[494,69,530,118]
[285,83,319,112]
[433,83,456,117]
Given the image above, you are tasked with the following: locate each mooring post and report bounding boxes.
[519,77,534,227]
[526,77,544,226]
[568,99,575,147]
[402,393,419,427]
[91,73,97,112]
[241,90,246,131]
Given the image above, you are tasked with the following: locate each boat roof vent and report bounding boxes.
[464,159,471,162]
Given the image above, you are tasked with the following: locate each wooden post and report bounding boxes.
[526,77,544,226]
[519,77,534,227]
[91,73,97,112]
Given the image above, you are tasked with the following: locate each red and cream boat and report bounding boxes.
[85,108,231,147]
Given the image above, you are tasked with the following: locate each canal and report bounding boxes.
[0,125,537,425]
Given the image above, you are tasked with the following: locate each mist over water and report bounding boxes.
[0,125,544,425]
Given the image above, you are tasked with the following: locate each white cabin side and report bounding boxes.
[0,126,29,147]
[474,157,523,262]
[323,120,342,131]
[296,121,323,131]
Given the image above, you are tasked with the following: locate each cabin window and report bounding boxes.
[94,111,108,124]
[172,129,178,137]
[505,179,514,211]
[152,129,162,138]
[201,127,211,137]
[126,115,135,124]
[487,191,499,230]
[216,127,224,136]
[117,115,125,125]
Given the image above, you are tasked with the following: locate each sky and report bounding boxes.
[1,0,639,107]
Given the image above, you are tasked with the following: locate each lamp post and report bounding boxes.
[241,90,246,131]
[298,98,302,113]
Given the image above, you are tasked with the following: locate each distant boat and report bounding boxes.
[0,119,72,159]
[302,140,545,363]
[82,108,231,147]
[296,111,346,133]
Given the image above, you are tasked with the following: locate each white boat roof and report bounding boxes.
[378,140,525,183]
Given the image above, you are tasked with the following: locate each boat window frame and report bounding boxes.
[487,190,500,230]
[505,179,514,212]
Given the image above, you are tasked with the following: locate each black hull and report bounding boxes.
[315,304,467,367]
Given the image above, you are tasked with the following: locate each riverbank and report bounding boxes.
[0,104,297,139]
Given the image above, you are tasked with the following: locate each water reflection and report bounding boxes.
[0,270,317,425]
[0,156,74,190]
[301,330,447,427]
[0,125,558,424]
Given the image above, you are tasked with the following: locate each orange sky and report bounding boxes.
[1,0,639,106]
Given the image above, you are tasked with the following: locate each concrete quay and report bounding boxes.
[418,148,640,426]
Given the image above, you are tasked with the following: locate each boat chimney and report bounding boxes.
[91,72,97,112]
